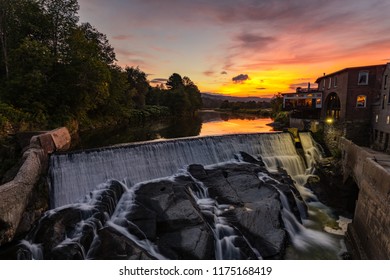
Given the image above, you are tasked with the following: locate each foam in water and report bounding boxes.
[187,172,262,260]
[50,133,292,207]
[47,131,348,259]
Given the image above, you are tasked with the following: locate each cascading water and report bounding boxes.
[42,131,350,259]
[260,132,348,259]
[187,171,262,260]
[50,132,291,208]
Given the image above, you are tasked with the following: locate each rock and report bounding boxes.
[87,226,155,260]
[126,177,214,259]
[189,162,293,259]
[234,200,286,259]
[21,180,126,259]
[158,226,214,259]
[12,153,304,260]
[236,151,265,166]
[47,127,71,152]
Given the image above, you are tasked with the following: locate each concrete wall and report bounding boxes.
[340,138,390,259]
[0,127,71,246]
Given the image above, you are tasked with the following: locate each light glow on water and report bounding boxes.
[199,117,273,136]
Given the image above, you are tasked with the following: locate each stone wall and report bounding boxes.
[340,138,390,259]
[0,127,71,246]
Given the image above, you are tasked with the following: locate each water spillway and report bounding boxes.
[17,131,348,260]
[50,132,299,208]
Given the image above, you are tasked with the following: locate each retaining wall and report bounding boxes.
[340,138,390,259]
[0,127,70,245]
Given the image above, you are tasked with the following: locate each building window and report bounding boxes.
[387,116,390,125]
[358,71,369,85]
[334,76,338,87]
[383,95,387,109]
[388,88,390,104]
[356,95,367,108]
[328,78,332,89]
[375,114,379,123]
[385,74,388,89]
[316,98,322,108]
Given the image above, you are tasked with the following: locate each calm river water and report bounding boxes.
[73,110,274,150]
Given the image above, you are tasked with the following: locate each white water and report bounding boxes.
[50,132,291,207]
[299,132,323,172]
[48,131,348,259]
[187,172,262,260]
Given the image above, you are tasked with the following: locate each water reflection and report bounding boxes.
[73,110,274,150]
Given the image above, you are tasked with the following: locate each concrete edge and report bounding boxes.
[0,127,71,245]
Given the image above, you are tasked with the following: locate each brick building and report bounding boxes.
[282,64,385,151]
[315,65,385,147]
[372,63,390,152]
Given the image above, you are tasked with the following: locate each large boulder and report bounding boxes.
[189,162,290,259]
[87,226,155,260]
[121,177,214,259]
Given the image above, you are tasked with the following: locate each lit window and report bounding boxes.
[334,76,338,87]
[358,71,369,85]
[356,95,367,108]
[376,114,379,123]
[328,78,332,89]
[387,116,390,125]
[316,98,322,108]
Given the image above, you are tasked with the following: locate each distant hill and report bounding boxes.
[201,92,271,108]
[202,92,271,102]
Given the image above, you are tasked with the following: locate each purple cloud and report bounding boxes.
[232,74,250,83]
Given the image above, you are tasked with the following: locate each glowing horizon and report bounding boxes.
[77,0,390,98]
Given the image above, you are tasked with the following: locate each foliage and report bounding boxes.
[270,93,284,119]
[0,0,204,134]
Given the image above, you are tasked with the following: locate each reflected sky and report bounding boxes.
[200,117,274,136]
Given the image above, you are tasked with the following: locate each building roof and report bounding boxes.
[315,64,385,83]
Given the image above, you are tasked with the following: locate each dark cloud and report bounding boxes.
[289,83,311,90]
[112,35,133,41]
[150,78,169,84]
[203,71,215,77]
[256,87,267,90]
[221,71,228,75]
[232,74,250,83]
[235,33,276,45]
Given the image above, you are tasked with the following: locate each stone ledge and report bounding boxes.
[0,127,71,246]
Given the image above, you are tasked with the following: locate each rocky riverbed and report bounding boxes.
[3,152,304,260]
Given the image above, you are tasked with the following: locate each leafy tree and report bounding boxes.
[80,22,116,65]
[270,93,283,118]
[38,0,79,62]
[0,0,46,79]
[166,73,184,90]
[125,66,149,109]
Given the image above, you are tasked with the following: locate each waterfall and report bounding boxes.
[50,132,296,208]
[187,172,262,260]
[299,132,323,172]
[25,131,347,259]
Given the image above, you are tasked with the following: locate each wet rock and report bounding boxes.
[87,226,155,260]
[158,226,214,259]
[234,200,286,259]
[21,180,126,259]
[235,151,265,166]
[126,178,214,259]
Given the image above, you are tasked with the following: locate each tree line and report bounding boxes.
[0,0,202,135]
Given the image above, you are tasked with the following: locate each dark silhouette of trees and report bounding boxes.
[0,0,203,135]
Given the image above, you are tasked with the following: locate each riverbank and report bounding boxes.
[0,128,71,248]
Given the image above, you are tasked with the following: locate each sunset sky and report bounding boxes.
[77,0,390,97]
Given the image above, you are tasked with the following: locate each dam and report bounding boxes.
[3,129,388,259]
[11,131,344,259]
